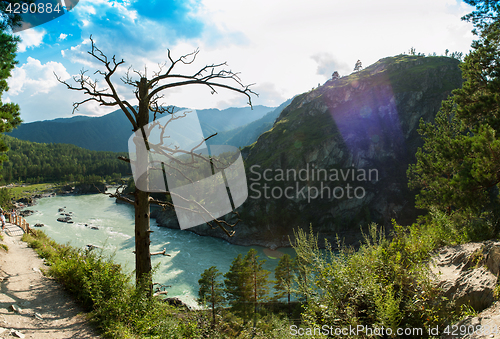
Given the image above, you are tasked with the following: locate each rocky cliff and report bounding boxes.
[153,55,463,248]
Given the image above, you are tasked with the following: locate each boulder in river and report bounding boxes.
[19,210,35,217]
[57,216,72,223]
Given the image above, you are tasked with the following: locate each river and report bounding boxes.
[23,193,296,308]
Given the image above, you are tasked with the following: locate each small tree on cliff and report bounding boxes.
[353,59,363,72]
[56,36,256,292]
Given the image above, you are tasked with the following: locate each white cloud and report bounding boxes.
[15,28,46,53]
[311,53,350,80]
[183,0,475,108]
[5,58,79,122]
[7,57,70,96]
[11,0,478,121]
[58,33,68,41]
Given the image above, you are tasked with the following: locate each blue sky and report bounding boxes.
[5,0,475,123]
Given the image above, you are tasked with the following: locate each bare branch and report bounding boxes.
[102,184,134,206]
[118,156,131,163]
[147,49,257,108]
[151,248,171,256]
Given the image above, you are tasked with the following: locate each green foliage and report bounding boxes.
[461,0,500,32]
[0,187,12,210]
[408,8,500,238]
[273,253,295,303]
[0,16,22,180]
[198,266,225,326]
[494,282,500,300]
[0,1,35,30]
[293,222,460,337]
[292,226,323,303]
[224,248,270,320]
[1,136,129,184]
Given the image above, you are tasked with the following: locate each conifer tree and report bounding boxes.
[224,253,249,317]
[224,249,269,320]
[353,59,363,72]
[198,266,224,327]
[0,2,29,178]
[273,253,295,315]
[408,1,500,236]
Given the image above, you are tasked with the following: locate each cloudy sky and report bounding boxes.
[5,0,475,123]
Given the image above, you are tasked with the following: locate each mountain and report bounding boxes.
[8,105,275,152]
[153,55,464,248]
[206,98,293,148]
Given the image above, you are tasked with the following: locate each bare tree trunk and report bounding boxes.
[134,188,152,289]
[135,77,152,292]
[56,39,257,296]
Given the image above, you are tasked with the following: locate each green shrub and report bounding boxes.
[22,230,200,338]
[293,222,460,338]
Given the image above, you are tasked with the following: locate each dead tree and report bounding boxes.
[56,35,256,293]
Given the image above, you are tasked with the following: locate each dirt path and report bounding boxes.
[0,224,101,339]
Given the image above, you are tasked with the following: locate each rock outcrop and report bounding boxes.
[433,241,500,339]
[432,241,500,313]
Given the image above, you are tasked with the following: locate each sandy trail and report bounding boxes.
[0,224,101,339]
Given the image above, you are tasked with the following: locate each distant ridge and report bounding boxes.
[206,98,293,148]
[8,105,275,152]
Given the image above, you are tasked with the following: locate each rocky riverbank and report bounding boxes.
[150,207,290,249]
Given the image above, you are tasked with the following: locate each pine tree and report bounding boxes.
[198,266,224,327]
[408,1,500,237]
[273,253,295,315]
[245,248,270,316]
[353,59,363,72]
[0,3,25,178]
[224,249,269,320]
[224,253,250,318]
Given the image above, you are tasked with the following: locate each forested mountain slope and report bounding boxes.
[1,135,129,183]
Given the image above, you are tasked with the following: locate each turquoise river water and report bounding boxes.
[22,193,295,308]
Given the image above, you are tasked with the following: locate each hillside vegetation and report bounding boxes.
[1,135,129,183]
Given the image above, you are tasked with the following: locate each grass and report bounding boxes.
[8,183,56,200]
[0,233,7,252]
[20,230,293,338]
